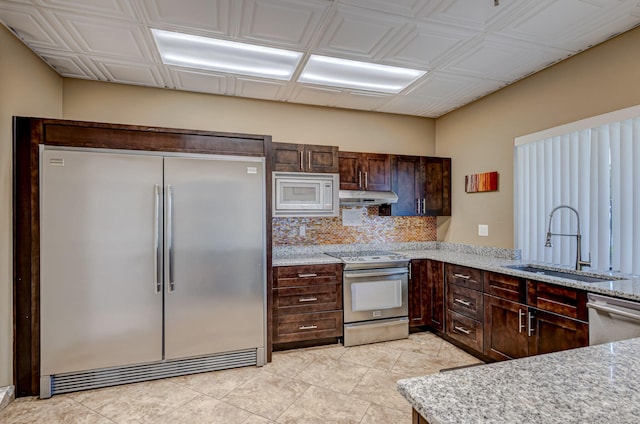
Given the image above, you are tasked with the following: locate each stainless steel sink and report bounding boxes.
[503,265,622,283]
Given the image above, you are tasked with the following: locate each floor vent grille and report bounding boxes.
[49,349,257,396]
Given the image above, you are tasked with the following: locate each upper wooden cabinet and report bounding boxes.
[338,151,391,191]
[390,155,451,216]
[272,142,339,173]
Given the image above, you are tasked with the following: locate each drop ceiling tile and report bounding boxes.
[236,0,330,48]
[419,101,461,118]
[140,0,231,36]
[233,76,289,100]
[314,4,407,59]
[52,12,154,60]
[288,84,343,107]
[407,72,506,104]
[420,0,533,32]
[380,21,478,69]
[376,94,430,116]
[170,68,227,95]
[92,58,164,87]
[36,49,99,79]
[441,35,572,82]
[38,0,137,20]
[340,0,430,18]
[332,91,391,111]
[0,3,72,50]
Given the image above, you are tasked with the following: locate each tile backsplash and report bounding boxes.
[273,206,437,246]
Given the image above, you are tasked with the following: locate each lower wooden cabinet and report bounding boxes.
[409,259,444,332]
[272,263,343,346]
[446,310,483,352]
[528,308,588,356]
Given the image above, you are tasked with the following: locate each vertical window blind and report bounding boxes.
[514,109,640,275]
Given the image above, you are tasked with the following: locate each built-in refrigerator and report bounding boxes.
[39,148,266,398]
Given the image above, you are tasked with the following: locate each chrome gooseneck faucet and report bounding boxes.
[545,205,591,271]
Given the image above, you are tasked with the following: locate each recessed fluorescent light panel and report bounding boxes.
[298,55,426,94]
[152,29,303,80]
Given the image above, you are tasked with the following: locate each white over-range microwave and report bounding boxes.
[273,172,339,217]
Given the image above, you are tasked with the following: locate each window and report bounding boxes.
[514,105,640,275]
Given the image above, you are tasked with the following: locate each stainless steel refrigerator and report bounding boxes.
[39,148,266,398]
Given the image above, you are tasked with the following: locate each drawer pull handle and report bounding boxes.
[299,325,318,330]
[454,325,471,335]
[298,273,318,278]
[518,309,526,333]
[454,298,472,307]
[453,273,471,280]
[299,297,318,303]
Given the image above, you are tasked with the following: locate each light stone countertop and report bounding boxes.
[273,242,640,302]
[397,337,640,424]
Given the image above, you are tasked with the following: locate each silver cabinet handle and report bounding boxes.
[454,326,471,335]
[454,298,472,307]
[422,198,426,213]
[308,151,311,170]
[417,198,421,214]
[299,151,303,171]
[167,184,175,292]
[364,171,368,189]
[153,184,161,294]
[528,310,535,336]
[299,325,318,330]
[299,297,318,303]
[453,273,471,280]
[358,171,362,189]
[518,309,526,333]
[298,273,318,278]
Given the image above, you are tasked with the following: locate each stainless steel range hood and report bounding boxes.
[339,190,398,206]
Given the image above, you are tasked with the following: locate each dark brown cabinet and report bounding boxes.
[272,263,343,346]
[338,151,391,191]
[483,272,589,361]
[390,155,451,216]
[409,259,444,332]
[272,142,339,173]
[445,264,484,352]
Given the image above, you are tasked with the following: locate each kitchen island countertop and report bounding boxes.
[397,336,640,424]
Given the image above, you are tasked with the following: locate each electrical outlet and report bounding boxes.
[299,225,306,237]
[478,224,489,236]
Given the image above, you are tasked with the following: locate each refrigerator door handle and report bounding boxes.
[167,184,175,292]
[153,184,161,293]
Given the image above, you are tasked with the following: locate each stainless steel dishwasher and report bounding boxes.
[587,293,640,345]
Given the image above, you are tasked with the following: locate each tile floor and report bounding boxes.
[0,332,482,424]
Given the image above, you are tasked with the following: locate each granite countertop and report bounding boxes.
[397,337,640,424]
[273,242,640,302]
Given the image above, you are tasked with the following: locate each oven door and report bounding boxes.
[343,267,408,324]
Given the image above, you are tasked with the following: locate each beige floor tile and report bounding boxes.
[383,333,443,357]
[350,368,412,411]
[242,414,275,423]
[67,379,200,423]
[297,343,347,360]
[0,396,114,424]
[438,341,485,367]
[360,403,413,424]
[294,356,369,394]
[391,350,459,377]
[262,349,318,378]
[223,371,308,421]
[276,385,370,424]
[151,395,250,424]
[339,343,402,371]
[168,366,258,399]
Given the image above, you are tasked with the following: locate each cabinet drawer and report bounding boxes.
[527,281,588,321]
[446,310,483,352]
[484,271,526,303]
[446,264,483,290]
[447,284,483,321]
[274,283,342,315]
[273,311,343,343]
[273,263,342,288]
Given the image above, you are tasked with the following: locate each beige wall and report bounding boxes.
[0,26,63,387]
[62,79,436,156]
[435,26,640,248]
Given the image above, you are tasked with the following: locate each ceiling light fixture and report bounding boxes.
[298,55,426,94]
[152,29,303,80]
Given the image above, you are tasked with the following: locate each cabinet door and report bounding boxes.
[409,260,428,327]
[272,142,304,172]
[423,157,451,216]
[483,295,528,361]
[391,155,423,216]
[306,145,339,173]
[362,153,391,191]
[338,151,363,190]
[528,309,588,356]
[426,260,445,332]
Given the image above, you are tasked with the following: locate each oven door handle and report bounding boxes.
[344,269,408,278]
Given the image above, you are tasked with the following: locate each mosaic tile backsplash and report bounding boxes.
[273,206,437,246]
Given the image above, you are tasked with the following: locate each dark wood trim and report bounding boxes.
[13,116,273,396]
